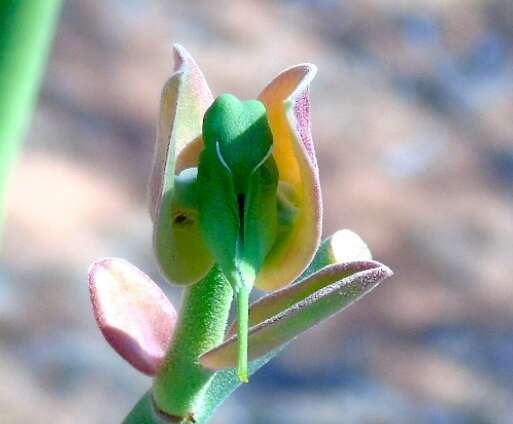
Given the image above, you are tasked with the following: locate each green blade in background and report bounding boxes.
[0,0,62,238]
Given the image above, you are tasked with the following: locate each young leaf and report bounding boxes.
[232,260,384,335]
[200,261,392,369]
[89,258,177,375]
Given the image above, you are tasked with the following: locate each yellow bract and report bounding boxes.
[256,64,322,291]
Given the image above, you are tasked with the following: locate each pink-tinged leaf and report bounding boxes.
[201,261,392,370]
[256,64,322,291]
[89,258,177,375]
[151,44,215,285]
[230,260,382,335]
[149,44,213,219]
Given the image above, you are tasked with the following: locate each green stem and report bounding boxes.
[123,391,167,424]
[0,0,62,236]
[152,266,233,421]
[236,286,249,382]
[124,238,342,422]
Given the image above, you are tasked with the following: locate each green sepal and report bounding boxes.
[196,143,240,286]
[203,94,273,193]
[197,94,279,290]
[197,94,279,383]
[239,154,279,286]
[155,168,214,285]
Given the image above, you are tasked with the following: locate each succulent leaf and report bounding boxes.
[200,261,392,370]
[89,258,177,376]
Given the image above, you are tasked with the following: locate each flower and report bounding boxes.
[150,44,322,292]
[88,46,392,387]
[148,45,327,381]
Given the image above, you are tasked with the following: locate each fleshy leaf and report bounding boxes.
[200,261,392,369]
[256,64,322,290]
[151,44,215,285]
[230,260,382,336]
[89,258,177,375]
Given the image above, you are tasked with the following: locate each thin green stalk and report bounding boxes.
[152,266,233,421]
[0,0,62,236]
[236,286,249,382]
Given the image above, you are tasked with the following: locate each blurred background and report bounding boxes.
[1,0,513,422]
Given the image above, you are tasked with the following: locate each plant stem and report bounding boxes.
[152,266,233,421]
[125,236,347,423]
[236,285,249,382]
[123,391,167,424]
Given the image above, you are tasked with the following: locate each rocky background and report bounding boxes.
[1,1,513,423]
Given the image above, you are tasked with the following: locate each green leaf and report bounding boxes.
[236,229,376,333]
[200,260,392,370]
[0,0,62,236]
[195,350,279,423]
